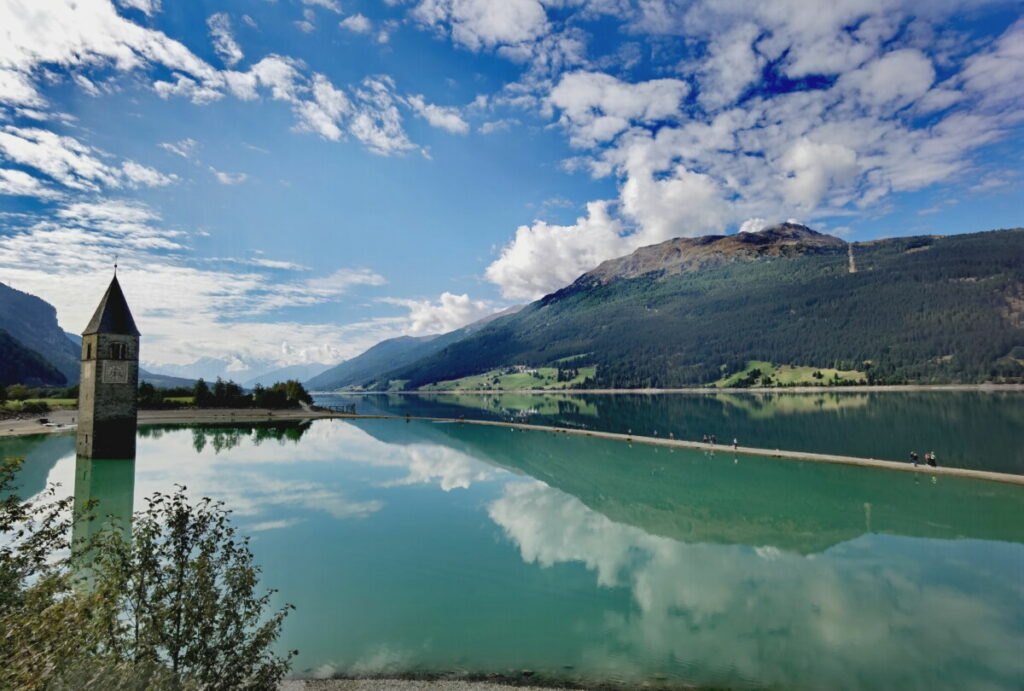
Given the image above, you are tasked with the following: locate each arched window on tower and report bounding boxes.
[86,343,92,359]
[111,343,128,360]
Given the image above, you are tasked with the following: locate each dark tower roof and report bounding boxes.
[82,275,140,336]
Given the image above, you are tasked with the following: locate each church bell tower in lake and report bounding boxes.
[76,274,140,458]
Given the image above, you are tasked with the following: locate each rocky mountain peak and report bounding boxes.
[575,223,846,288]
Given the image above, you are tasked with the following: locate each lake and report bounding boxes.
[319,389,1024,473]
[3,391,1023,689]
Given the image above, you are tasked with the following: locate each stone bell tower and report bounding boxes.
[76,274,140,458]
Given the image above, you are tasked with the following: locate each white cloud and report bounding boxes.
[959,16,1024,109]
[0,199,400,367]
[406,95,469,134]
[115,0,161,16]
[413,0,550,50]
[0,126,118,190]
[839,49,935,109]
[548,71,689,146]
[340,14,372,33]
[478,118,518,134]
[349,76,418,155]
[211,168,248,185]
[0,168,63,200]
[381,291,494,335]
[122,160,178,187]
[0,126,174,192]
[0,4,421,158]
[620,165,728,243]
[293,74,352,141]
[780,139,860,211]
[159,138,199,159]
[303,0,342,13]
[295,9,318,33]
[207,12,244,68]
[0,68,44,107]
[738,218,770,234]
[485,201,629,300]
[695,22,764,110]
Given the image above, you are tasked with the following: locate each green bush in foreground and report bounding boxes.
[0,460,294,690]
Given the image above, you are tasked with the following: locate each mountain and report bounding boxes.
[243,363,331,388]
[0,329,66,386]
[579,222,845,286]
[0,282,80,383]
[306,304,524,391]
[364,225,1024,389]
[138,370,196,389]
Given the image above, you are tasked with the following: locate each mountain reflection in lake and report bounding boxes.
[319,390,1024,474]
[3,416,1022,690]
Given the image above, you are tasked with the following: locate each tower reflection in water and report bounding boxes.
[71,455,136,579]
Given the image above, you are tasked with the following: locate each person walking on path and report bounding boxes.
[927,451,937,468]
[733,438,739,450]
[910,451,919,467]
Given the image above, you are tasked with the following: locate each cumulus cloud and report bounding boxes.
[485,201,629,300]
[839,49,935,109]
[207,12,244,68]
[406,95,469,134]
[381,291,494,335]
[738,218,770,234]
[340,14,372,33]
[548,71,689,146]
[413,0,549,50]
[463,2,1024,298]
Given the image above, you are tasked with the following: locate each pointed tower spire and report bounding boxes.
[82,275,140,336]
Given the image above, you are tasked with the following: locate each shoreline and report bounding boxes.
[315,383,1024,395]
[3,407,1023,486]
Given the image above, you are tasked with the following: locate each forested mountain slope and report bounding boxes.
[307,304,523,390]
[0,282,80,384]
[0,329,66,386]
[368,226,1024,389]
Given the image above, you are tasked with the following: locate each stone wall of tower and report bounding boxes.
[76,332,139,458]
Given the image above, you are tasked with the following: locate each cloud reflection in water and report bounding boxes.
[488,480,1024,689]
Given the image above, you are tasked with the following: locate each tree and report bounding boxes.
[192,378,211,407]
[0,461,295,689]
[138,381,161,408]
[89,488,295,689]
[6,383,29,401]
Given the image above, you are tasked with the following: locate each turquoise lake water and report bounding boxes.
[319,390,1024,473]
[3,392,1024,689]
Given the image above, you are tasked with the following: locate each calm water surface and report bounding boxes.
[320,390,1024,473]
[3,396,1023,689]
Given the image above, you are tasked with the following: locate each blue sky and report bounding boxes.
[0,0,1021,376]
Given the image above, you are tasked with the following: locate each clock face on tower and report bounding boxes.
[102,361,130,384]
